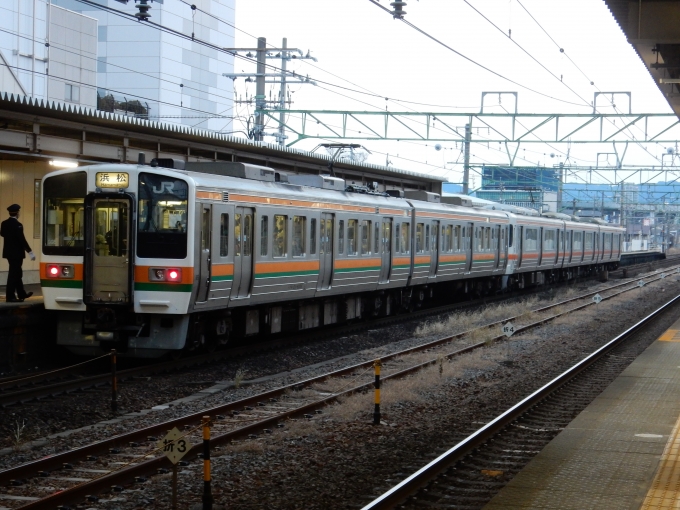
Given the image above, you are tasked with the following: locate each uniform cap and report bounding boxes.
[6,204,20,213]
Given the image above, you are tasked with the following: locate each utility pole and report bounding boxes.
[463,123,471,195]
[254,37,266,141]
[223,37,317,143]
[278,38,288,146]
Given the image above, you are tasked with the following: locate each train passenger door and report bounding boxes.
[465,223,473,273]
[379,218,392,283]
[494,225,502,269]
[429,220,439,277]
[517,226,523,269]
[196,205,212,302]
[230,207,254,299]
[317,213,334,290]
[84,194,133,305]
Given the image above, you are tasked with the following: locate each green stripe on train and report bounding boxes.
[41,279,83,289]
[134,282,193,292]
[211,275,234,282]
[255,270,319,279]
[334,266,381,273]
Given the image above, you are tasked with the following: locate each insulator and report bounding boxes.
[390,0,406,18]
[134,0,152,21]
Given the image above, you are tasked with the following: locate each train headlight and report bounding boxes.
[46,264,74,278]
[148,267,183,282]
[166,268,182,282]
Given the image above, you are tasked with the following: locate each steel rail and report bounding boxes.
[2,273,675,508]
[359,294,680,510]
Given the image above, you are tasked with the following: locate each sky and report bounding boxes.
[228,0,680,186]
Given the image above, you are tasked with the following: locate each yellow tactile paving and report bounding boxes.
[640,414,680,509]
[658,329,680,342]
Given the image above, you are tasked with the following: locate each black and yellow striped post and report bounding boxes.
[202,415,213,510]
[373,359,382,425]
[110,349,117,415]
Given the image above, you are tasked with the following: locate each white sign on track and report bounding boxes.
[638,280,646,288]
[157,427,192,465]
[592,294,602,304]
[502,322,515,337]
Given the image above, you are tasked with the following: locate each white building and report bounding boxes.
[0,0,234,132]
[0,1,98,108]
[52,0,235,132]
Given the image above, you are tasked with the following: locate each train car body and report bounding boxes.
[40,160,624,357]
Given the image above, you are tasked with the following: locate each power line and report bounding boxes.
[366,0,589,107]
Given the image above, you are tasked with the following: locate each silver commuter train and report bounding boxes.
[40,159,623,357]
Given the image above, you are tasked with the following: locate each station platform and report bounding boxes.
[0,283,42,309]
[485,317,680,509]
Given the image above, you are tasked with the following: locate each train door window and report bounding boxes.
[293,216,306,257]
[525,228,538,251]
[338,220,345,254]
[374,221,380,253]
[416,223,425,253]
[485,228,491,250]
[560,231,564,252]
[462,227,467,249]
[508,225,514,247]
[573,232,582,249]
[401,222,410,254]
[310,219,317,255]
[234,214,241,256]
[585,232,593,250]
[444,225,452,252]
[425,224,430,252]
[220,214,229,256]
[395,223,401,253]
[260,216,268,257]
[544,230,555,251]
[243,214,252,257]
[361,220,371,255]
[273,215,287,257]
[348,219,358,255]
[454,225,461,251]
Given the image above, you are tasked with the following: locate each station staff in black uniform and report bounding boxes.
[1,204,35,302]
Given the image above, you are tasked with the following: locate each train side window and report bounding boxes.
[338,220,345,254]
[401,222,410,254]
[444,225,452,252]
[310,219,317,255]
[425,224,430,251]
[361,220,371,255]
[273,215,287,257]
[416,223,425,253]
[220,214,229,257]
[348,219,358,255]
[293,216,306,257]
[260,216,268,257]
[508,225,513,247]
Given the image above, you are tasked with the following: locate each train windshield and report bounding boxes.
[43,171,87,256]
[137,173,188,259]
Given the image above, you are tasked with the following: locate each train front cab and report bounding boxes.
[44,165,194,357]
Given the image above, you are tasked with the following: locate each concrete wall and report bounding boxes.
[0,160,51,285]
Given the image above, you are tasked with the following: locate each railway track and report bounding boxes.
[2,263,674,409]
[361,287,680,509]
[0,267,676,508]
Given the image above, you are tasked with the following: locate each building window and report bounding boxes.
[65,83,80,103]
